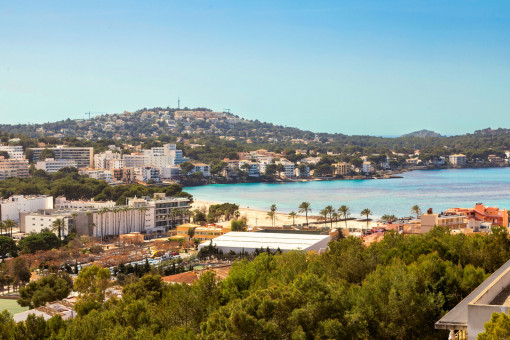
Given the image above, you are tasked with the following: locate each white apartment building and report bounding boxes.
[449,154,467,166]
[0,157,29,180]
[85,169,114,184]
[160,166,181,180]
[143,144,189,169]
[23,211,70,237]
[55,196,115,210]
[93,151,121,169]
[0,145,24,159]
[30,146,93,168]
[123,154,145,168]
[362,162,373,174]
[276,160,295,178]
[191,163,211,177]
[0,195,54,222]
[135,167,161,183]
[239,161,260,177]
[36,158,78,173]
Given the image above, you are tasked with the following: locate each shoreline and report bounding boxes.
[191,200,380,230]
[183,166,510,189]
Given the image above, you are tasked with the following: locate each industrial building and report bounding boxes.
[198,231,331,254]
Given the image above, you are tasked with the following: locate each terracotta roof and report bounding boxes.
[162,271,199,285]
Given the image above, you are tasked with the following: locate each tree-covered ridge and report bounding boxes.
[2,226,510,339]
[0,167,191,204]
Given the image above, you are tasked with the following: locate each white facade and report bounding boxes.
[55,196,115,210]
[276,160,295,178]
[24,212,70,236]
[86,169,114,184]
[191,164,211,177]
[135,167,160,183]
[94,151,121,169]
[36,158,78,173]
[0,145,24,159]
[362,161,373,174]
[143,144,189,169]
[449,154,467,166]
[123,154,145,168]
[161,165,181,180]
[0,195,54,222]
[198,232,331,254]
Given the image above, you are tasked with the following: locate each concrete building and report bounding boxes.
[23,210,71,236]
[143,143,189,169]
[198,231,331,254]
[94,151,121,169]
[36,158,78,173]
[0,145,24,159]
[333,162,350,176]
[84,169,114,184]
[135,167,161,183]
[55,196,115,210]
[191,163,211,178]
[127,195,191,232]
[30,146,93,169]
[276,160,295,178]
[436,258,510,339]
[123,154,145,168]
[447,203,508,228]
[361,161,373,174]
[0,157,29,179]
[0,195,53,222]
[160,165,181,180]
[449,154,467,166]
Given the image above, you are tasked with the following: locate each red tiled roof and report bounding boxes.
[162,271,198,285]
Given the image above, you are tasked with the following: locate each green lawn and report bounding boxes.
[0,298,29,315]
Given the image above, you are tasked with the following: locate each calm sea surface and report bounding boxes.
[184,168,510,218]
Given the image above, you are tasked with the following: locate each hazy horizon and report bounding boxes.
[1,1,509,136]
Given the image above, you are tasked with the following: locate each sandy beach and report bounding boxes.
[191,200,380,230]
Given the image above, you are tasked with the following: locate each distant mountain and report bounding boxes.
[402,129,442,138]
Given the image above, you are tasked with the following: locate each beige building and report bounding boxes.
[30,146,93,169]
[333,162,350,176]
[0,157,29,179]
[449,154,467,166]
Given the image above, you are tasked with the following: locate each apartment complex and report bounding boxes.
[449,154,467,166]
[0,157,29,180]
[447,203,508,228]
[36,158,78,173]
[0,195,54,222]
[30,146,93,168]
[333,162,350,176]
[0,145,24,159]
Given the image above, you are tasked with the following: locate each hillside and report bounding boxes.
[402,129,442,138]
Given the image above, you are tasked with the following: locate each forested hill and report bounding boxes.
[0,108,509,163]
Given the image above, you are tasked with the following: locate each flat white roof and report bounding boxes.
[200,231,330,251]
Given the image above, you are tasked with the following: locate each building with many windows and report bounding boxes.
[0,195,54,222]
[30,146,93,168]
[36,158,78,173]
[449,154,467,166]
[0,145,24,159]
[0,157,29,180]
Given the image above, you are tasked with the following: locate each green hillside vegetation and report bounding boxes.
[0,167,191,204]
[2,226,509,339]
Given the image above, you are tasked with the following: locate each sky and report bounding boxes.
[1,1,509,136]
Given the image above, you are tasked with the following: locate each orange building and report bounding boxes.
[447,203,508,228]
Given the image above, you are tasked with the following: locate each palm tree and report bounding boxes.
[411,205,421,219]
[361,208,372,233]
[319,208,329,226]
[381,214,397,223]
[51,218,65,240]
[269,204,277,227]
[298,202,311,227]
[338,205,350,229]
[266,211,277,227]
[324,205,334,228]
[332,212,339,227]
[139,207,148,233]
[288,212,297,226]
[0,221,5,236]
[3,220,15,238]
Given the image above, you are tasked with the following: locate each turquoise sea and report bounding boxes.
[184,168,510,218]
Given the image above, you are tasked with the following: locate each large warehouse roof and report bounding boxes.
[198,231,330,253]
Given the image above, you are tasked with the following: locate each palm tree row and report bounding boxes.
[0,220,16,238]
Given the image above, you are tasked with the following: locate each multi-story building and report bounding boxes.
[123,153,145,168]
[191,163,211,177]
[488,155,507,166]
[0,157,29,180]
[127,194,191,232]
[113,168,135,184]
[21,210,71,236]
[84,169,114,184]
[36,158,77,173]
[30,146,93,169]
[239,161,260,177]
[135,167,160,183]
[0,195,54,222]
[0,145,24,159]
[333,162,350,176]
[447,203,508,228]
[143,144,189,169]
[361,162,373,174]
[294,165,310,178]
[55,196,115,210]
[93,151,121,169]
[276,160,295,178]
[160,166,181,180]
[176,223,231,241]
[449,154,467,166]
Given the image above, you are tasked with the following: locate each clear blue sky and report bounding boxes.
[1,1,509,135]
